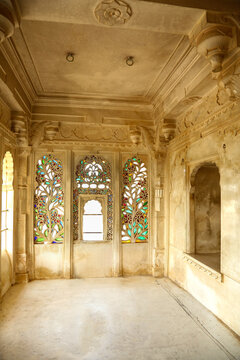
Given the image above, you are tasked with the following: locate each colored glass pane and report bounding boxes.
[121,156,148,243]
[74,155,113,241]
[34,154,64,244]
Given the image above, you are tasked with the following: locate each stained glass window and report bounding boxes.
[121,156,148,243]
[34,154,64,244]
[74,155,113,241]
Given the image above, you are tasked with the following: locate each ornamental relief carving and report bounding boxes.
[94,0,132,26]
[31,122,130,145]
[176,90,227,135]
[57,123,129,142]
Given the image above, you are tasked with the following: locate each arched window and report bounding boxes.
[189,163,221,270]
[82,200,103,241]
[34,154,64,244]
[121,156,148,243]
[1,151,14,253]
[74,155,112,241]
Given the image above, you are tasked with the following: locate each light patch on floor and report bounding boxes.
[0,277,239,360]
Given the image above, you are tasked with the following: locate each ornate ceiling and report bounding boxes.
[0,0,240,132]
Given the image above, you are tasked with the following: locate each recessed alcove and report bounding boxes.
[188,163,221,273]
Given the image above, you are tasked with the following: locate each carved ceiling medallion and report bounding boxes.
[94,0,132,26]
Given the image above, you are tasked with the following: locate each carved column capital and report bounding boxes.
[162,119,176,141]
[44,122,60,141]
[11,111,28,146]
[0,3,15,43]
[128,125,142,145]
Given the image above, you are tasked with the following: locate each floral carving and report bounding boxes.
[94,0,132,26]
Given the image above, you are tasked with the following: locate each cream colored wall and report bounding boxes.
[167,100,240,335]
[34,244,63,279]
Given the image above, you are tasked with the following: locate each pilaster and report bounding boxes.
[12,111,30,283]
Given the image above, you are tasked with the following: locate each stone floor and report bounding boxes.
[0,277,239,360]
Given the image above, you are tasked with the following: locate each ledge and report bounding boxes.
[183,253,223,282]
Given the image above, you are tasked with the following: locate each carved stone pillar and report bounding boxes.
[15,147,30,283]
[0,2,15,43]
[152,143,167,277]
[11,112,30,283]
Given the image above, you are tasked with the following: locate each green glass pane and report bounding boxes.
[137,236,145,240]
[142,231,148,235]
[127,230,132,237]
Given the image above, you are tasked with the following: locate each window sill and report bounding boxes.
[183,253,223,283]
[74,240,111,244]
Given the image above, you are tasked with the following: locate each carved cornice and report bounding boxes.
[42,140,140,151]
[183,253,223,282]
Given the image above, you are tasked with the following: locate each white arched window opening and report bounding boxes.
[82,199,103,241]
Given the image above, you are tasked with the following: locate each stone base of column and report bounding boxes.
[15,272,29,283]
[152,267,164,278]
[152,248,164,277]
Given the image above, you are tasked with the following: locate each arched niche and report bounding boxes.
[189,162,221,271]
